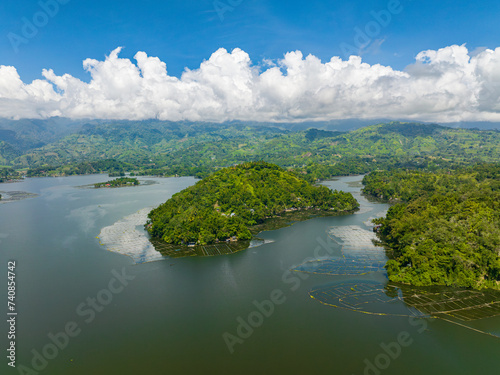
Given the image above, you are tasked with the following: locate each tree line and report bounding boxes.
[364,163,500,290]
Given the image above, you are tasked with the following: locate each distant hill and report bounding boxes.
[18,121,500,165]
[1,117,500,159]
[0,140,21,165]
[1,119,500,182]
[341,122,500,160]
[11,121,288,168]
[0,117,92,152]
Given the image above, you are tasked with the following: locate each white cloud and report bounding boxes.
[0,44,499,122]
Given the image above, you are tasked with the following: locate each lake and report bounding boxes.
[1,174,499,375]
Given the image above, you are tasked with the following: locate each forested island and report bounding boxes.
[363,163,500,290]
[94,177,139,188]
[147,162,359,245]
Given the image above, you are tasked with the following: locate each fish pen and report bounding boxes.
[151,239,251,258]
[293,225,389,276]
[308,280,500,338]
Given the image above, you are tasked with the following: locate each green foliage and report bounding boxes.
[108,171,125,177]
[18,121,500,181]
[26,159,133,177]
[147,162,359,245]
[0,117,86,152]
[0,140,21,165]
[0,167,23,183]
[364,164,500,290]
[304,128,343,141]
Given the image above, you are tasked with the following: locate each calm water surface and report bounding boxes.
[0,175,498,375]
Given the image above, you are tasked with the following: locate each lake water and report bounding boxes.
[1,175,499,375]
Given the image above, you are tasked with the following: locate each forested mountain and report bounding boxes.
[0,141,21,165]
[11,121,289,168]
[0,117,91,152]
[147,162,359,245]
[4,121,499,181]
[363,164,500,290]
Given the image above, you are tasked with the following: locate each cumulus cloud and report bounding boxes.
[0,44,500,122]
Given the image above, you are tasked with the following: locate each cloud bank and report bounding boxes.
[1,44,499,122]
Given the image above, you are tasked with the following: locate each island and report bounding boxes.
[363,163,500,290]
[146,162,359,246]
[94,177,139,188]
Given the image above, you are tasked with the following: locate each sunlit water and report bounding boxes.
[1,175,498,375]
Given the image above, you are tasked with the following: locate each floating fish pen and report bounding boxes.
[309,281,418,317]
[296,226,500,338]
[292,225,388,276]
[309,280,500,338]
[294,257,386,276]
[394,285,500,322]
[150,239,252,258]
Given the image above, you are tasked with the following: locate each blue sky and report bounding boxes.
[1,0,499,82]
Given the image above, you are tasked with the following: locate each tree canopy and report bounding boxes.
[364,164,500,290]
[147,162,359,245]
[94,177,139,188]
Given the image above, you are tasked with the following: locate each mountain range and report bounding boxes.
[1,119,499,179]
